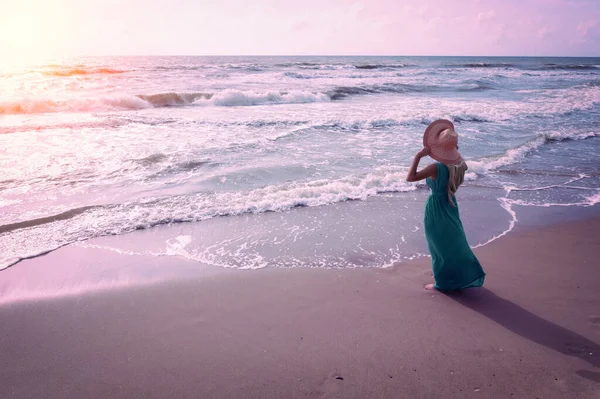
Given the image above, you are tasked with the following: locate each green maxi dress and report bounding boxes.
[425,162,485,291]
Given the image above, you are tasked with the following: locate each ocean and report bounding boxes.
[1,56,599,271]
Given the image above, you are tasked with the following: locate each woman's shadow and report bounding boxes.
[447,288,600,383]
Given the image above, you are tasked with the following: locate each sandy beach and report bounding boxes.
[1,210,598,399]
[1,0,599,394]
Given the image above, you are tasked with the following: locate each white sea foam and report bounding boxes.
[2,56,599,272]
[164,235,193,257]
[0,90,331,114]
[1,80,598,115]
[200,89,330,107]
[0,167,416,269]
[586,192,600,206]
[468,130,598,174]
[472,197,518,249]
[468,136,547,173]
[545,130,597,141]
[159,243,270,270]
[506,190,600,207]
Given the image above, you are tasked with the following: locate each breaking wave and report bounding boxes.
[14,66,600,116]
[444,62,599,71]
[0,90,331,114]
[275,62,409,70]
[458,62,514,68]
[204,90,330,106]
[136,92,212,106]
[0,167,416,269]
[536,64,599,71]
[4,81,498,114]
[328,81,495,99]
[354,64,408,69]
[469,130,599,174]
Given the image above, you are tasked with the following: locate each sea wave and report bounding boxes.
[136,92,212,106]
[275,62,321,67]
[469,130,599,174]
[328,86,380,99]
[584,79,600,87]
[6,83,454,114]
[204,89,330,106]
[544,130,598,142]
[150,63,264,72]
[444,62,598,71]
[328,81,494,99]
[313,114,491,130]
[0,90,330,114]
[283,71,315,79]
[456,80,497,92]
[144,159,215,179]
[452,115,490,123]
[454,62,514,68]
[354,64,408,70]
[0,77,595,115]
[275,62,409,70]
[0,114,492,135]
[536,64,599,71]
[0,167,416,269]
[3,167,417,233]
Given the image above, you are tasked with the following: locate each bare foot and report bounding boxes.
[424,283,437,291]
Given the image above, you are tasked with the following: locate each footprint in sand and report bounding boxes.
[316,373,345,399]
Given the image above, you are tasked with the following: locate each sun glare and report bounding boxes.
[0,0,67,71]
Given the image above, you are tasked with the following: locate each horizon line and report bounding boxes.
[64,54,600,58]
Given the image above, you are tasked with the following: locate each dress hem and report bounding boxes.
[434,273,486,292]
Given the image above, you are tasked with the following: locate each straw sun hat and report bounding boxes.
[423,119,463,165]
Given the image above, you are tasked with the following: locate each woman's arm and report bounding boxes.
[406,147,437,182]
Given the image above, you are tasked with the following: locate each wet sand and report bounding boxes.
[0,217,599,398]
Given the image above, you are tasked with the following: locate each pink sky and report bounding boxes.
[0,0,599,59]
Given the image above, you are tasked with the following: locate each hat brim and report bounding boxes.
[423,119,463,165]
[423,119,454,147]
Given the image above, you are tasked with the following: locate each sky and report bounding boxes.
[0,0,599,60]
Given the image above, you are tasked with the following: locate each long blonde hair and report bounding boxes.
[446,160,468,205]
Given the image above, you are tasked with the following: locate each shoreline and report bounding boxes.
[3,186,599,274]
[1,210,599,398]
[1,201,599,305]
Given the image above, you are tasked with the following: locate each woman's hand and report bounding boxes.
[406,147,436,182]
[417,147,430,158]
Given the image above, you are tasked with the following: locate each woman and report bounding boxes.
[406,119,485,291]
